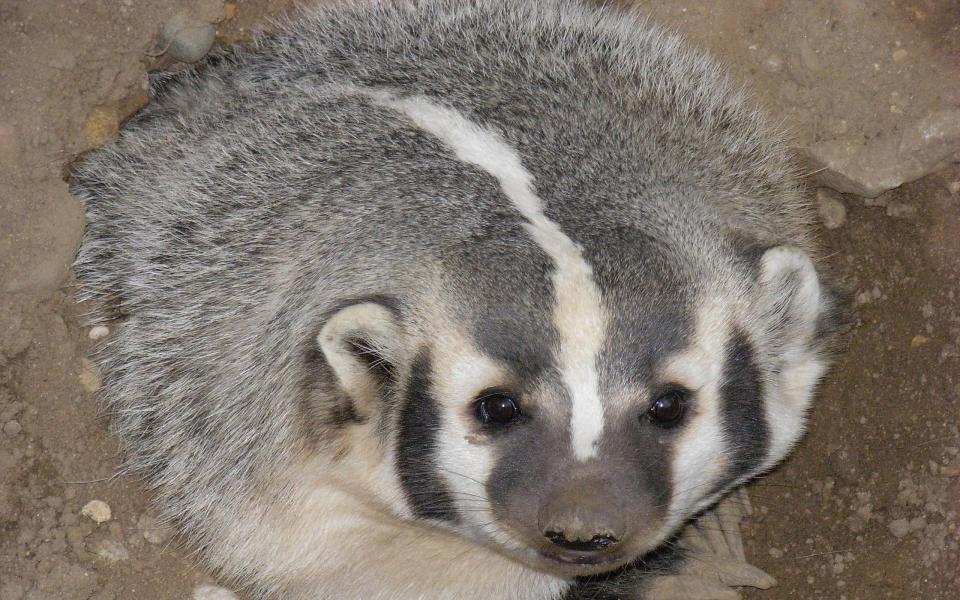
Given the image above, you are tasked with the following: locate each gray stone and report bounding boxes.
[802,109,960,198]
[816,188,847,229]
[888,518,911,538]
[81,500,112,524]
[161,12,217,64]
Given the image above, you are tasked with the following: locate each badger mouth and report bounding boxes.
[541,550,626,567]
[527,547,634,577]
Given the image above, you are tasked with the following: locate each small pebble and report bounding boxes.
[768,547,783,558]
[888,518,911,538]
[161,12,217,63]
[2,420,21,436]
[193,584,240,600]
[948,181,960,195]
[88,326,110,341]
[816,188,847,229]
[79,358,102,394]
[892,49,908,62]
[81,500,112,524]
[911,335,929,347]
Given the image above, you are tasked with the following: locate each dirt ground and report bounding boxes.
[1,1,958,599]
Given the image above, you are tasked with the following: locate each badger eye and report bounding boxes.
[647,388,687,426]
[476,392,520,425]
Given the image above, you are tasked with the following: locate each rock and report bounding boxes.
[82,106,119,148]
[889,518,911,538]
[79,358,102,394]
[81,499,112,524]
[801,108,960,198]
[816,188,847,229]
[2,421,21,436]
[90,538,129,562]
[193,585,240,600]
[161,12,217,63]
[88,325,110,341]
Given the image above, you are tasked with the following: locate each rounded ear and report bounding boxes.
[757,245,851,349]
[758,246,822,341]
[317,301,404,417]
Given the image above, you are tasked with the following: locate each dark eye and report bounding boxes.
[476,392,520,425]
[647,389,687,426]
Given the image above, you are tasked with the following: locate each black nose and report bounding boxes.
[544,530,620,552]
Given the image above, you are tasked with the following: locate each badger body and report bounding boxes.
[72,1,843,598]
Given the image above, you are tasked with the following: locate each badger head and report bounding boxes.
[314,230,844,578]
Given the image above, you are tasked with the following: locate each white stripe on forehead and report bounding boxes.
[367,91,608,461]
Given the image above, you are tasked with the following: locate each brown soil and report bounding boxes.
[1,1,957,599]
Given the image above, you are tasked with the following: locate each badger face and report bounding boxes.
[318,237,840,578]
[307,92,843,579]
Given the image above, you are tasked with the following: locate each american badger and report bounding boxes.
[71,0,845,598]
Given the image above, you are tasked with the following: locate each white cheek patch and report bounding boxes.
[364,92,608,461]
[665,301,730,526]
[430,343,519,545]
[761,351,825,472]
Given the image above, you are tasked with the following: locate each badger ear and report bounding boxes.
[758,246,822,340]
[317,300,404,417]
[758,245,850,353]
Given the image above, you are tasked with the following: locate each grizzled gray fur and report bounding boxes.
[71,1,845,599]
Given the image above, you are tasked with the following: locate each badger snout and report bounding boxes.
[534,475,636,567]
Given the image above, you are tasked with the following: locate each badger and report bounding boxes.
[70,0,846,598]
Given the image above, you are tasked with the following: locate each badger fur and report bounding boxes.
[71,1,845,598]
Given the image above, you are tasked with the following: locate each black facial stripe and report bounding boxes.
[720,330,768,478]
[396,350,458,522]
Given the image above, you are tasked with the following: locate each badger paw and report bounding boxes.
[645,489,776,600]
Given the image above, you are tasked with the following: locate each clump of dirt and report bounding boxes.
[1,1,957,599]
